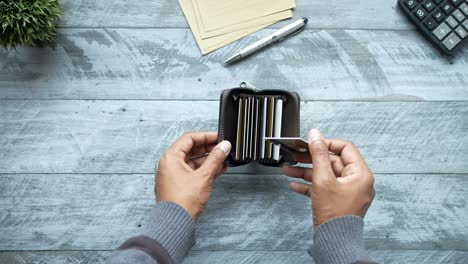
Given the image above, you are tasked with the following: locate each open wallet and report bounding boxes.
[217,86,301,167]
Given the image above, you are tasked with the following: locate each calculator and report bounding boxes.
[398,0,468,54]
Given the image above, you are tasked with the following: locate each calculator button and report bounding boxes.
[405,0,418,9]
[433,22,451,39]
[433,9,447,21]
[455,25,467,38]
[442,2,453,14]
[442,32,461,50]
[452,9,465,21]
[424,17,438,29]
[461,3,468,15]
[450,0,462,6]
[424,0,436,11]
[463,20,468,30]
[415,8,427,19]
[415,8,427,20]
[446,15,459,27]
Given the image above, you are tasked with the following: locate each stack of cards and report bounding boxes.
[235,94,284,162]
[178,0,295,55]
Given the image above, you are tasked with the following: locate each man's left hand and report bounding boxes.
[155,132,231,220]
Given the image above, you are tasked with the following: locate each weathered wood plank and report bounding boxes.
[0,29,466,101]
[0,174,466,250]
[1,250,467,264]
[0,100,466,174]
[58,0,413,30]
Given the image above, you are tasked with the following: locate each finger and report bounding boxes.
[288,182,311,197]
[308,129,335,184]
[292,152,312,163]
[326,139,364,166]
[282,166,312,182]
[169,132,218,160]
[189,143,217,160]
[214,164,227,178]
[198,140,231,178]
[188,144,218,169]
[330,155,345,177]
[292,152,340,164]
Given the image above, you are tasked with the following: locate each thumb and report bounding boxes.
[308,129,334,184]
[199,140,231,177]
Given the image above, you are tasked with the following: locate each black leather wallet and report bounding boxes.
[217,87,301,167]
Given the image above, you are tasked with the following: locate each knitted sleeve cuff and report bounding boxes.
[309,216,371,264]
[142,202,196,263]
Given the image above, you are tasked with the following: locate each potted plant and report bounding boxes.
[0,0,61,49]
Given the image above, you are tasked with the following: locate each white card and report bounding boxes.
[260,97,267,159]
[272,98,283,161]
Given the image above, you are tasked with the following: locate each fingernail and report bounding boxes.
[308,129,323,142]
[217,140,232,156]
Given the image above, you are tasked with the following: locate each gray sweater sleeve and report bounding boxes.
[107,202,195,264]
[309,216,375,264]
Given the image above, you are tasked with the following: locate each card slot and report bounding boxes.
[247,97,253,160]
[260,96,267,160]
[242,96,248,161]
[246,96,251,160]
[235,97,244,161]
[273,98,283,161]
[234,93,289,162]
[267,96,275,159]
[252,97,257,160]
[254,97,260,161]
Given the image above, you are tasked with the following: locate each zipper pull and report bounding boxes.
[239,81,258,91]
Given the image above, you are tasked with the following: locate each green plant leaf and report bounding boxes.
[0,0,61,49]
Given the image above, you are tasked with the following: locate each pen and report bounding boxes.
[224,17,308,64]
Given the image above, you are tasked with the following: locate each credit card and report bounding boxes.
[244,97,250,160]
[260,97,267,159]
[245,97,248,160]
[254,97,259,160]
[266,96,275,159]
[235,97,244,160]
[272,98,283,161]
[264,137,309,153]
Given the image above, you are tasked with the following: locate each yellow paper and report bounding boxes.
[199,9,292,39]
[179,0,280,55]
[194,0,295,32]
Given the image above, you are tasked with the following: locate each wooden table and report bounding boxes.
[0,0,467,263]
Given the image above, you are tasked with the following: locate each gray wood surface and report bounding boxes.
[58,0,413,30]
[0,174,466,251]
[0,100,466,174]
[1,29,466,101]
[1,250,468,264]
[1,0,467,261]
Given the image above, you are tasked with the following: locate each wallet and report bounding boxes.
[217,87,301,167]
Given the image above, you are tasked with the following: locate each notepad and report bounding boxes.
[178,0,295,55]
[194,0,295,32]
[179,0,276,55]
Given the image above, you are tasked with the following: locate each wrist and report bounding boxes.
[310,216,370,264]
[142,202,196,263]
[157,197,200,220]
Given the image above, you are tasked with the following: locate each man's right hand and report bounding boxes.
[282,129,375,230]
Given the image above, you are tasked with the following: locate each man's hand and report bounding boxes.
[282,129,375,230]
[155,132,231,220]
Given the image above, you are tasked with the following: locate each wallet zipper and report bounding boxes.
[239,81,258,91]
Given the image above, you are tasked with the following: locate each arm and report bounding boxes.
[283,129,376,264]
[107,132,232,264]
